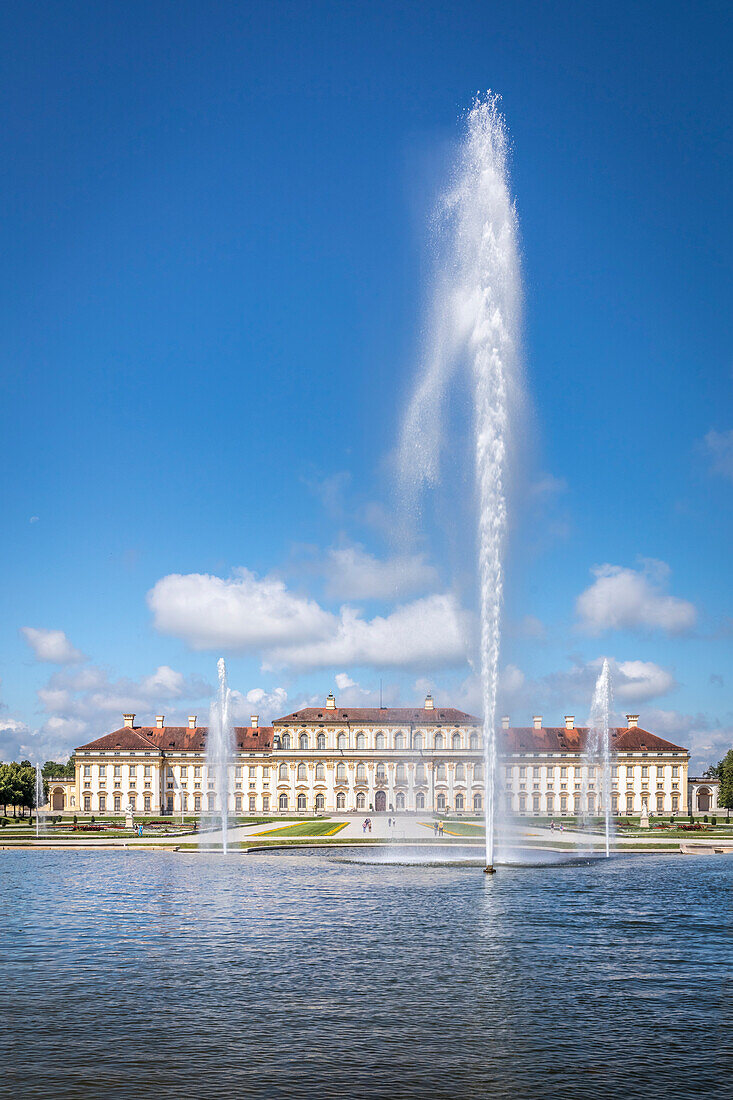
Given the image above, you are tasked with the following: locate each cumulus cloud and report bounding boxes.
[614,660,676,702]
[323,545,439,601]
[575,561,696,635]
[149,568,472,671]
[229,686,290,723]
[704,428,733,481]
[21,627,85,664]
[642,708,732,774]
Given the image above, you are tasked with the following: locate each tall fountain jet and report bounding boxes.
[204,658,234,853]
[398,95,524,872]
[35,763,43,839]
[584,659,614,857]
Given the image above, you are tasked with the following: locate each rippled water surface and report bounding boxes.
[1,850,729,1099]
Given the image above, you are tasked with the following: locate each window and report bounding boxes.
[297,763,307,781]
[434,733,444,750]
[469,733,479,751]
[299,734,308,750]
[356,733,366,750]
[474,764,483,781]
[546,795,554,814]
[626,795,634,813]
[626,765,634,779]
[611,765,618,778]
[279,794,288,811]
[235,796,242,812]
[533,795,540,813]
[657,765,665,779]
[356,793,366,809]
[455,793,464,810]
[642,765,648,778]
[315,794,325,811]
[129,796,136,811]
[99,765,107,777]
[167,768,173,778]
[436,763,446,781]
[297,794,306,811]
[672,765,679,778]
[279,763,288,780]
[573,796,581,814]
[114,796,121,812]
[560,766,567,779]
[144,765,152,778]
[144,796,151,813]
[519,794,526,812]
[415,764,426,784]
[375,733,385,749]
[437,793,446,811]
[672,795,679,811]
[263,768,269,779]
[84,765,91,778]
[262,797,269,812]
[315,763,325,781]
[519,766,526,778]
[396,792,405,810]
[181,794,187,810]
[560,795,567,812]
[338,733,347,749]
[356,763,366,782]
[395,733,405,750]
[194,766,201,778]
[281,733,291,750]
[249,796,256,812]
[611,794,618,812]
[452,733,461,750]
[180,766,187,778]
[533,766,541,779]
[336,793,346,809]
[656,795,664,812]
[84,795,91,812]
[588,794,595,814]
[248,766,256,778]
[208,793,215,811]
[396,764,406,783]
[114,765,121,778]
[99,795,106,812]
[473,793,482,812]
[336,763,347,782]
[413,733,423,751]
[317,733,326,750]
[416,792,425,810]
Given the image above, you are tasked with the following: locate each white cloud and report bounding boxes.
[335,673,356,691]
[148,568,334,651]
[704,428,733,481]
[21,627,85,664]
[150,568,472,671]
[323,545,439,600]
[575,561,696,635]
[229,686,289,723]
[614,660,676,702]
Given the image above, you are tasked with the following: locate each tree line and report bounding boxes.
[706,748,733,810]
[0,758,74,817]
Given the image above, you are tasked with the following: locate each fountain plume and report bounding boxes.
[398,94,524,869]
[202,658,234,852]
[583,659,614,857]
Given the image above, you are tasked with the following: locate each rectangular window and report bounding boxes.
[84,795,91,812]
[627,765,635,778]
[262,768,269,779]
[129,765,136,776]
[235,766,242,778]
[144,796,151,812]
[533,766,540,778]
[180,766,187,777]
[98,765,106,776]
[560,766,567,778]
[249,796,256,812]
[519,766,526,778]
[611,765,618,777]
[84,765,91,777]
[248,766,257,777]
[672,766,679,778]
[144,765,151,777]
[263,796,270,812]
[505,766,512,778]
[194,766,201,778]
[641,766,648,778]
[657,766,665,779]
[114,765,121,777]
[167,767,173,778]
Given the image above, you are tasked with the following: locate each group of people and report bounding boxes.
[433,820,445,836]
[549,821,564,832]
[361,818,372,833]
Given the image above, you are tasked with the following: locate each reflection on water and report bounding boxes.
[0,850,728,1099]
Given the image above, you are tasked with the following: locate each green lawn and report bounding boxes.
[253,821,348,838]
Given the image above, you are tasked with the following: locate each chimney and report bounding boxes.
[627,714,639,729]
[188,715,197,729]
[425,693,434,711]
[123,714,135,729]
[565,716,575,730]
[501,716,510,729]
[156,715,165,729]
[251,714,259,729]
[533,715,542,730]
[325,692,336,710]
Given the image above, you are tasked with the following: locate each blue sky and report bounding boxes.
[1,0,731,770]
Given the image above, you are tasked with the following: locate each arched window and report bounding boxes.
[437,793,446,811]
[611,794,619,813]
[455,793,464,811]
[279,763,288,780]
[474,763,483,781]
[394,732,405,750]
[262,796,270,813]
[317,733,326,750]
[473,793,482,812]
[415,764,426,785]
[560,795,568,812]
[315,763,325,781]
[395,792,405,810]
[99,795,106,813]
[573,796,581,814]
[532,795,540,814]
[413,733,423,751]
[626,795,634,813]
[297,763,307,780]
[452,732,461,750]
[671,794,679,812]
[469,733,480,751]
[656,794,664,812]
[315,793,325,811]
[337,733,347,749]
[519,794,527,812]
[336,763,346,782]
[375,733,385,749]
[356,793,366,809]
[297,794,307,811]
[336,792,346,809]
[279,794,288,811]
[113,795,121,813]
[434,733,444,750]
[436,763,446,781]
[395,764,406,783]
[194,795,201,813]
[455,763,465,781]
[299,733,308,750]
[356,763,366,782]
[235,795,242,812]
[416,792,425,809]
[356,732,366,750]
[281,733,291,749]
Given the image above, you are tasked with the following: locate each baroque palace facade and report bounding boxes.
[63,692,690,818]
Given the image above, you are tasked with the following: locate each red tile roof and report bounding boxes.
[76,726,274,752]
[503,727,687,753]
[275,707,481,726]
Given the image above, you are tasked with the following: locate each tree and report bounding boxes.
[716,748,733,811]
[42,757,75,780]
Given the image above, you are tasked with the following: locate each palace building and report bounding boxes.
[67,692,690,818]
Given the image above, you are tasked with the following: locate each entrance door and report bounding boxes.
[375,790,387,812]
[697,788,711,812]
